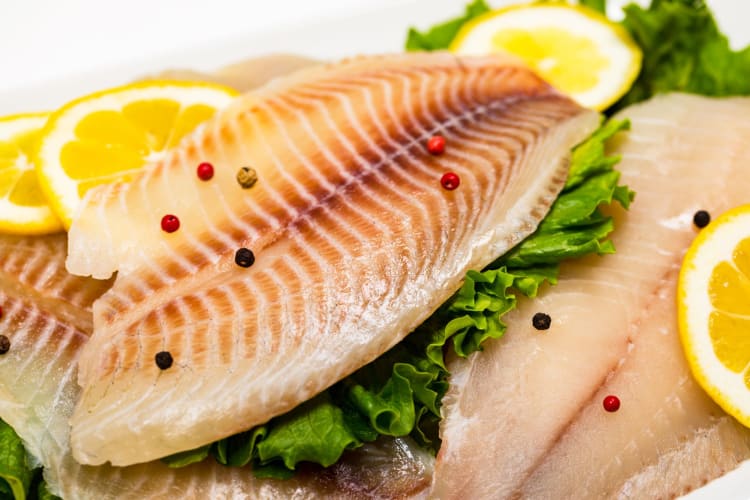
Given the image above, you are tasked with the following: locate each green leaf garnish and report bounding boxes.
[0,420,33,500]
[615,0,750,109]
[580,0,607,13]
[405,0,490,51]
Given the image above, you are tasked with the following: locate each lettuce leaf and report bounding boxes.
[165,117,633,477]
[35,480,60,500]
[500,120,634,268]
[421,118,633,363]
[0,419,33,500]
[256,394,363,470]
[615,0,750,108]
[0,420,59,500]
[579,0,606,13]
[161,444,211,469]
[405,0,490,51]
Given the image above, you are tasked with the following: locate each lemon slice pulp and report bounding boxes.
[0,113,63,235]
[35,81,238,228]
[450,4,642,110]
[679,204,750,427]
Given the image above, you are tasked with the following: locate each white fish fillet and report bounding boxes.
[432,93,750,499]
[65,52,599,466]
[0,234,434,499]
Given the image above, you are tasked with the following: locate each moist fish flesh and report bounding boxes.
[65,52,599,466]
[0,233,433,499]
[432,93,750,499]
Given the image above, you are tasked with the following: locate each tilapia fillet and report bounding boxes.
[0,234,433,499]
[66,53,599,466]
[432,94,750,499]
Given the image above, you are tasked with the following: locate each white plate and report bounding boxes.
[1,0,749,497]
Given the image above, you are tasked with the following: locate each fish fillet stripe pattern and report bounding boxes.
[67,53,599,465]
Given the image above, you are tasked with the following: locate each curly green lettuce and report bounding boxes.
[615,0,750,109]
[164,117,633,477]
[405,0,490,51]
[419,118,633,366]
[579,0,606,13]
[0,419,32,500]
[0,419,59,500]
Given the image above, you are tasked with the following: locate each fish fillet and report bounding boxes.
[432,93,750,499]
[66,52,599,466]
[0,233,433,499]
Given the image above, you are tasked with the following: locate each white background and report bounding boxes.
[0,0,749,497]
[0,0,747,113]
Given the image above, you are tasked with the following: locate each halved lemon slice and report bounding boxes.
[450,4,642,110]
[35,81,238,228]
[679,204,750,427]
[0,113,63,235]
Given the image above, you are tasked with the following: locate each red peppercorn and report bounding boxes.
[197,162,214,181]
[603,395,621,412]
[427,135,446,155]
[161,214,180,233]
[440,172,460,191]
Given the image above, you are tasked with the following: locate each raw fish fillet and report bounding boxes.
[0,234,433,499]
[66,52,599,465]
[432,93,750,499]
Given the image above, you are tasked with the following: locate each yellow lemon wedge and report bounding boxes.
[679,204,750,428]
[450,4,642,110]
[0,113,64,235]
[35,81,238,228]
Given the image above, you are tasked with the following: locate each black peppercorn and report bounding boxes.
[532,312,551,331]
[155,351,173,370]
[693,210,711,229]
[0,335,9,355]
[235,248,255,268]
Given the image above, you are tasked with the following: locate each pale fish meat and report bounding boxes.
[0,233,433,499]
[66,52,599,466]
[432,93,750,499]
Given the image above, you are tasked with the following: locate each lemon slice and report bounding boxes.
[450,4,642,110]
[35,81,238,228]
[0,113,64,235]
[679,204,750,427]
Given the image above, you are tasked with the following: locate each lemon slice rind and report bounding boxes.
[450,4,642,111]
[679,205,750,427]
[35,81,238,228]
[0,113,64,235]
